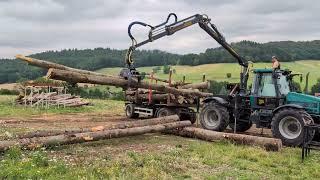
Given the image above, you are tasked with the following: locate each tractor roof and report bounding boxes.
[253,68,274,73]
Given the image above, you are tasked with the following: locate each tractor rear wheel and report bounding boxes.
[125,104,139,119]
[200,102,229,131]
[271,108,314,146]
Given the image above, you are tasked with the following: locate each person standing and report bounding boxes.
[272,56,281,69]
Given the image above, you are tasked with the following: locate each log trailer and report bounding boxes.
[121,13,241,123]
[122,13,320,146]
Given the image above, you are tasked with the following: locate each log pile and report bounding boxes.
[125,88,198,105]
[16,92,89,107]
[0,115,282,152]
[0,115,191,151]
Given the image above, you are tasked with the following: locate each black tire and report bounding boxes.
[271,108,314,146]
[313,130,320,142]
[125,104,139,118]
[189,112,197,124]
[156,108,174,117]
[199,102,229,131]
[176,108,197,124]
[229,121,252,132]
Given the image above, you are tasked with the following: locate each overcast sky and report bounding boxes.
[0,0,319,58]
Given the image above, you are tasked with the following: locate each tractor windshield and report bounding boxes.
[277,74,290,95]
[251,72,290,97]
[252,73,276,96]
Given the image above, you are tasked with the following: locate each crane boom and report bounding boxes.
[125,13,249,93]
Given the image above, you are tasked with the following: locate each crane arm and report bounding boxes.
[126,13,248,68]
[125,13,249,93]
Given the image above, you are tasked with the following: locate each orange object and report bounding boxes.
[91,126,105,132]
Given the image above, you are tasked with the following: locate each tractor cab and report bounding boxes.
[249,69,291,113]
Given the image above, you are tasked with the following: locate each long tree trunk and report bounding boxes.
[15,55,110,77]
[0,121,191,152]
[47,68,213,98]
[16,55,210,90]
[18,115,180,139]
[166,127,282,151]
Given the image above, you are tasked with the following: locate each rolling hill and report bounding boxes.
[1,40,320,84]
[97,60,320,90]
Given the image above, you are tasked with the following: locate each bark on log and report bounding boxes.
[166,127,282,151]
[47,68,213,98]
[179,81,209,90]
[125,94,168,102]
[145,76,170,83]
[18,115,180,139]
[0,121,191,152]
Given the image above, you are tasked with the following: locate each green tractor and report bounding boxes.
[200,68,318,146]
[123,13,319,146]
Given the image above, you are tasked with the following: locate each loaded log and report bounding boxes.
[178,81,209,90]
[16,55,209,90]
[46,68,213,98]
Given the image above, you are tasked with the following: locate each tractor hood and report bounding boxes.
[286,92,320,114]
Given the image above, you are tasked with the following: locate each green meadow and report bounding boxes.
[98,60,320,91]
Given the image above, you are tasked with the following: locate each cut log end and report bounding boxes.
[46,68,53,79]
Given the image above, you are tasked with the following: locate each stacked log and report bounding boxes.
[124,88,197,105]
[16,92,89,107]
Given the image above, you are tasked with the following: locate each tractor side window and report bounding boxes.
[257,74,276,97]
[277,75,290,95]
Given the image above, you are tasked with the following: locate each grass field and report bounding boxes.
[0,95,124,118]
[98,60,320,90]
[0,95,320,179]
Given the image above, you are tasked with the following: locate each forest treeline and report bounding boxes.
[0,40,320,83]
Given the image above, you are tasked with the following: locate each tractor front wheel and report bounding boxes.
[200,102,229,131]
[271,108,314,146]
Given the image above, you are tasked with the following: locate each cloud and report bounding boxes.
[0,0,319,58]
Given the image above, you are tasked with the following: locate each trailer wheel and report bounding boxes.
[156,108,174,117]
[200,102,229,131]
[271,108,314,146]
[125,104,139,118]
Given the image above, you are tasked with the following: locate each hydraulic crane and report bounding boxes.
[123,13,249,94]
